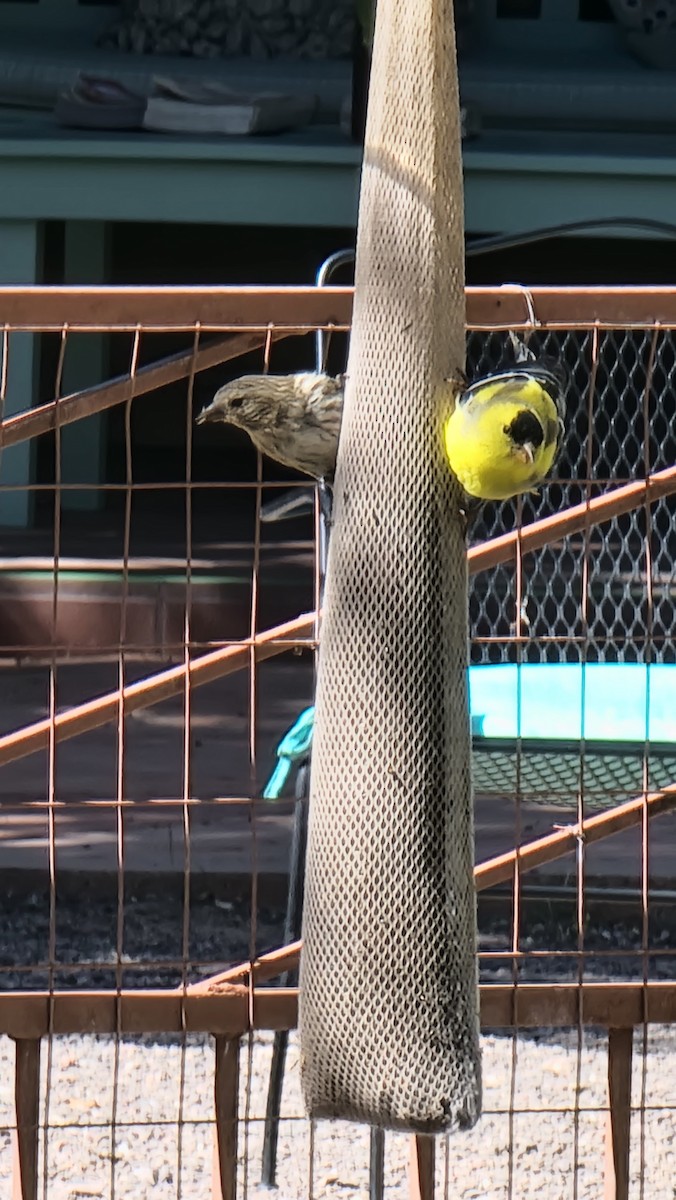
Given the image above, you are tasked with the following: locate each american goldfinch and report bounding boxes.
[196,372,343,482]
[443,361,566,502]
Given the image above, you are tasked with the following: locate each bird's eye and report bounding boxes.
[229,396,244,410]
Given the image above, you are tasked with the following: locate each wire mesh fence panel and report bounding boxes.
[467,325,676,667]
[0,286,674,1198]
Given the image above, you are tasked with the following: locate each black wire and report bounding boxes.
[465,217,676,257]
[318,218,676,278]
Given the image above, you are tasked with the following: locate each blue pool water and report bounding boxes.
[468,663,674,743]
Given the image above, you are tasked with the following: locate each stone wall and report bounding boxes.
[99,0,356,59]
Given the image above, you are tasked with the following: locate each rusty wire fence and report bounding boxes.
[0,285,674,1200]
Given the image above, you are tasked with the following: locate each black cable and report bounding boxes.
[315,218,676,277]
[465,216,676,257]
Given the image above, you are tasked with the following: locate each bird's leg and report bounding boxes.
[445,369,468,391]
[459,494,482,540]
[318,478,333,528]
[317,479,333,603]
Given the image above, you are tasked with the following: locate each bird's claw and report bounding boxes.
[445,370,468,391]
[459,494,481,540]
[318,479,334,528]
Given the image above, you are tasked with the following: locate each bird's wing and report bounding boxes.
[546,415,566,468]
[460,377,539,412]
[545,416,563,450]
[463,362,567,418]
[323,375,346,395]
[305,383,344,434]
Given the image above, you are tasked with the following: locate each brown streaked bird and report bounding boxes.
[196,372,345,481]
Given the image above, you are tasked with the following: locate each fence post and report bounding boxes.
[604,1026,633,1200]
[12,1038,40,1200]
[212,1036,240,1200]
[408,1135,435,1200]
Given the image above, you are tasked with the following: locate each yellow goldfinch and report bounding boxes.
[443,361,566,502]
[196,373,343,482]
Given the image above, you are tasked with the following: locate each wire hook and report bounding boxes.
[315,248,355,374]
[502,283,540,363]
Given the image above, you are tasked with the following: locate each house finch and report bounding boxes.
[196,372,344,482]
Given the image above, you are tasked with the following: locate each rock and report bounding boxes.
[249,31,270,58]
[98,0,355,59]
[205,18,227,37]
[225,24,243,53]
[193,37,220,56]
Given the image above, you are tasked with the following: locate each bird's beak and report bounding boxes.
[513,442,535,466]
[195,405,217,425]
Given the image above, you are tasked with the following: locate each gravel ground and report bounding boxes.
[1,889,676,1198]
[1,1026,676,1199]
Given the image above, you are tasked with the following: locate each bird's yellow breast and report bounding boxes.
[443,390,559,501]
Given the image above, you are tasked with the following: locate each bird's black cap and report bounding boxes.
[505,409,544,449]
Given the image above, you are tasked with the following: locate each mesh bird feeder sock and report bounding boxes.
[298,0,482,1133]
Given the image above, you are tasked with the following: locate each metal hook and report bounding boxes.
[502,283,540,363]
[315,248,355,374]
[260,488,315,524]
[502,281,540,331]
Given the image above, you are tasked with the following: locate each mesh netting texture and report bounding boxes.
[299,0,482,1132]
[467,327,676,666]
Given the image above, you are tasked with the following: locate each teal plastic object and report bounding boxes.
[468,663,675,743]
[263,705,316,799]
[265,664,673,801]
